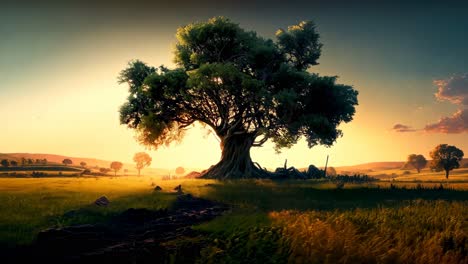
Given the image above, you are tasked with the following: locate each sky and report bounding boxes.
[1,0,467,170]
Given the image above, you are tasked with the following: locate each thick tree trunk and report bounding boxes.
[200,133,270,179]
[445,169,449,179]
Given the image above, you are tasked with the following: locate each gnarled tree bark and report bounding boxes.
[200,133,270,179]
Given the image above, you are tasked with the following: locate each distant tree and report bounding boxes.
[326,166,337,176]
[429,144,464,179]
[175,166,185,175]
[405,154,427,173]
[42,158,48,165]
[80,161,87,167]
[21,157,26,166]
[99,168,111,174]
[118,17,358,179]
[27,158,34,165]
[133,152,152,176]
[35,159,41,165]
[10,160,18,167]
[1,159,10,167]
[110,161,123,176]
[62,159,73,166]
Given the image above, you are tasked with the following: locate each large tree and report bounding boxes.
[119,17,358,179]
[405,154,427,173]
[133,152,152,176]
[429,144,464,179]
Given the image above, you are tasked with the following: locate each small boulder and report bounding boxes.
[154,185,162,191]
[94,196,110,206]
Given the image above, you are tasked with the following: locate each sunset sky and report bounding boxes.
[1,0,467,170]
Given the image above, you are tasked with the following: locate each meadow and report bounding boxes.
[0,176,467,263]
[367,167,468,182]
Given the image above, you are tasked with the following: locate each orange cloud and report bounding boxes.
[392,123,416,132]
[434,73,468,105]
[424,109,468,134]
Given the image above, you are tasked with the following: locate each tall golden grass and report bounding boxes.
[270,201,467,264]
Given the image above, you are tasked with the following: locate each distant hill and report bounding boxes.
[1,153,467,176]
[334,161,405,173]
[334,159,468,174]
[0,153,172,176]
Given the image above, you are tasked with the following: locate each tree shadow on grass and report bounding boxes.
[49,192,178,228]
[198,180,468,212]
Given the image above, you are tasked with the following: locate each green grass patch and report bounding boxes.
[0,177,467,263]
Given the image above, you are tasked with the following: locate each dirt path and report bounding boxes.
[8,194,229,263]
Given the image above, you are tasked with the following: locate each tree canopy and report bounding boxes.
[133,152,152,176]
[110,161,123,176]
[119,17,358,179]
[175,166,185,175]
[62,159,73,166]
[405,154,427,173]
[429,144,464,179]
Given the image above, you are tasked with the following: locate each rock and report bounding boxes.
[94,196,110,206]
[154,185,162,191]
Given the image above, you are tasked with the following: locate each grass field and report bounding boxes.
[367,167,468,181]
[0,176,467,263]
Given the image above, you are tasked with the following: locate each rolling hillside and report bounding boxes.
[0,153,172,176]
[2,153,467,177]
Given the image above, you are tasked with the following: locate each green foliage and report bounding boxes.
[119,17,358,154]
[276,21,322,70]
[198,226,287,264]
[430,144,464,178]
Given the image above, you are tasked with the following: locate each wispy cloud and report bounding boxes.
[424,108,468,133]
[392,123,417,132]
[395,73,468,134]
